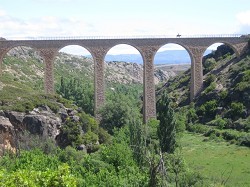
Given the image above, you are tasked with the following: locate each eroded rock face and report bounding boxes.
[0,116,16,156]
[23,114,61,140]
[4,111,25,130]
[0,105,84,154]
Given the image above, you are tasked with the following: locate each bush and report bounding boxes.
[204,74,216,87]
[203,82,216,94]
[0,164,77,187]
[197,100,218,119]
[221,130,240,141]
[203,58,216,73]
[99,94,140,134]
[186,123,210,134]
[238,134,250,147]
[207,116,227,130]
[219,90,228,100]
[235,70,250,92]
[232,117,250,132]
[226,102,246,120]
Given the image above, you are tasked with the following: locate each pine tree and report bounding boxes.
[156,91,176,153]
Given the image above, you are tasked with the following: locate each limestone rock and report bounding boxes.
[0,116,16,156]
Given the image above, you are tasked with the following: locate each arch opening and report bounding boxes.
[98,44,144,132]
[56,45,94,115]
[104,44,143,88]
[202,43,236,75]
[154,43,192,85]
[1,46,44,93]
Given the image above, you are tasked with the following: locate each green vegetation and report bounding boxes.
[157,91,176,153]
[1,45,250,186]
[57,77,94,115]
[181,132,250,187]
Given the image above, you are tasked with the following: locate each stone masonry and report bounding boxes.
[0,36,248,122]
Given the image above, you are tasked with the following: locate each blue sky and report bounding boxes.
[0,0,249,54]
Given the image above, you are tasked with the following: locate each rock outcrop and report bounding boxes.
[0,104,83,155]
[0,116,16,156]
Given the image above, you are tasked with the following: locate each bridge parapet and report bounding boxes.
[4,34,246,40]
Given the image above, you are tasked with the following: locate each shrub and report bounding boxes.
[204,74,216,87]
[0,149,61,172]
[238,134,250,147]
[186,107,198,124]
[207,116,227,130]
[186,123,210,134]
[203,82,216,94]
[0,164,77,187]
[232,117,250,132]
[197,100,218,119]
[203,58,216,73]
[219,90,228,100]
[221,130,240,141]
[227,102,246,120]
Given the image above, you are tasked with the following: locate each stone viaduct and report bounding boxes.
[0,36,248,122]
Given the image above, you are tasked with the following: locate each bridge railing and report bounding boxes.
[4,34,246,40]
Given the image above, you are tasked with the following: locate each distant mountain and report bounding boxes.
[104,50,212,64]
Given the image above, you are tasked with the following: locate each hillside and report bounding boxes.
[1,46,180,88]
[158,43,250,147]
[0,43,250,186]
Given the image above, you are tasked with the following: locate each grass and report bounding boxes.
[181,132,250,186]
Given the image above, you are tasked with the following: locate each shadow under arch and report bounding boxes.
[2,45,44,91]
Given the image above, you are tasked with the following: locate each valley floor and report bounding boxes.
[181,132,250,187]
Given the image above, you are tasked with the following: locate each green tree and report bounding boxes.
[156,91,176,154]
[99,94,137,134]
[203,57,216,73]
[129,113,145,166]
[56,77,94,115]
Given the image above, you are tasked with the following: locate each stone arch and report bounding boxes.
[104,44,144,84]
[154,43,192,85]
[156,42,193,62]
[55,45,95,115]
[103,43,144,117]
[203,41,240,57]
[104,43,143,59]
[57,44,93,58]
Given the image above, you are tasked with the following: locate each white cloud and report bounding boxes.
[236,10,250,33]
[0,9,6,17]
[237,10,250,25]
[0,13,96,38]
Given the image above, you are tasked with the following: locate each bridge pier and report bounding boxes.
[90,47,107,118]
[0,52,4,76]
[189,47,206,101]
[38,48,58,94]
[0,48,10,76]
[141,46,158,123]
